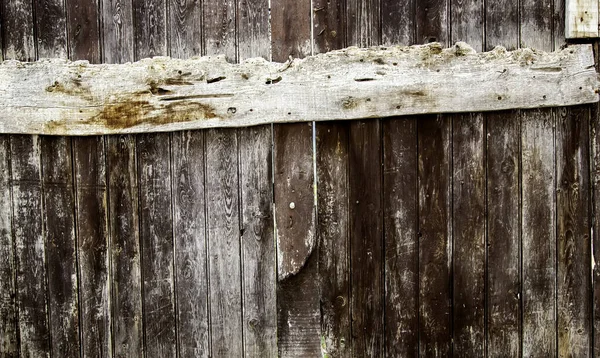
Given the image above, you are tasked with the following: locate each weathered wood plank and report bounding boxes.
[205,128,243,357]
[133,0,167,58]
[315,123,350,357]
[1,0,35,61]
[107,135,144,357]
[73,136,111,358]
[101,0,134,64]
[237,0,269,61]
[349,119,383,357]
[168,0,202,59]
[418,115,452,357]
[382,117,418,357]
[485,0,518,50]
[34,0,68,58]
[313,0,345,53]
[203,0,236,60]
[556,105,592,357]
[66,0,101,62]
[239,126,276,357]
[381,0,414,46]
[415,0,448,44]
[520,0,553,50]
[171,130,209,358]
[42,137,79,357]
[592,84,600,358]
[11,135,50,358]
[452,113,485,357]
[450,0,483,51]
[137,133,177,357]
[347,0,380,47]
[521,108,557,357]
[0,135,17,357]
[566,0,599,38]
[271,0,311,60]
[0,44,597,135]
[486,110,521,357]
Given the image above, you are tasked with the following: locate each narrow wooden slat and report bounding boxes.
[348,119,383,357]
[485,0,519,50]
[450,0,483,51]
[452,113,485,356]
[521,108,556,357]
[132,0,167,58]
[237,0,270,60]
[239,126,276,357]
[271,0,311,60]
[0,135,18,357]
[592,92,600,358]
[382,117,418,357]
[346,0,380,47]
[486,111,521,357]
[34,0,68,58]
[418,115,452,357]
[1,0,35,60]
[41,137,79,357]
[520,0,553,50]
[315,123,350,357]
[205,128,243,357]
[565,0,598,38]
[107,135,143,357]
[101,0,134,64]
[11,135,50,358]
[66,0,101,62]
[168,0,202,59]
[381,0,414,46]
[415,0,448,44]
[554,0,567,47]
[73,136,111,358]
[171,130,209,357]
[203,0,236,60]
[137,133,177,357]
[556,105,592,357]
[313,0,345,53]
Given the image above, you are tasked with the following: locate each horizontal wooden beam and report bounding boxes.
[0,43,597,135]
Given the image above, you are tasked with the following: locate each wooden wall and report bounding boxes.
[0,0,598,357]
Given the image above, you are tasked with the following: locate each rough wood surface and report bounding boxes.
[101,0,134,64]
[168,0,202,59]
[566,0,599,38]
[1,0,35,61]
[66,0,101,62]
[450,0,483,51]
[0,44,596,135]
[204,0,235,60]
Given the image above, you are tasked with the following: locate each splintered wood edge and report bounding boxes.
[0,42,597,135]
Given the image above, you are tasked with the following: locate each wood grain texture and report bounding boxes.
[203,0,236,60]
[381,0,414,45]
[66,0,101,62]
[274,122,319,357]
[556,105,592,358]
[11,135,50,358]
[565,0,598,38]
[168,0,202,59]
[41,137,79,357]
[313,0,345,53]
[520,0,553,50]
[382,117,418,357]
[450,0,483,51]
[418,115,452,357]
[1,0,36,60]
[101,0,134,63]
[237,0,270,60]
[107,135,143,357]
[592,88,600,358]
[346,0,380,47]
[316,123,350,357]
[452,113,485,357]
[485,0,519,50]
[415,0,448,44]
[239,126,276,357]
[34,0,68,58]
[137,133,177,357]
[73,136,111,358]
[205,128,243,357]
[271,0,311,60]
[0,135,17,357]
[486,110,521,357]
[521,108,556,357]
[132,0,167,59]
[171,130,209,358]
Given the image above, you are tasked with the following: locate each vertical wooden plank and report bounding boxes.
[73,137,111,358]
[107,135,143,358]
[485,0,519,50]
[415,0,448,44]
[271,0,311,60]
[313,0,345,53]
[382,118,418,357]
[521,108,556,357]
[450,0,483,51]
[381,0,414,45]
[554,0,566,47]
[346,0,380,47]
[66,0,101,62]
[556,106,592,358]
[349,120,383,357]
[520,0,553,50]
[239,126,276,357]
[101,0,134,64]
[452,113,485,357]
[593,82,600,358]
[486,111,521,358]
[171,131,209,358]
[137,133,177,357]
[565,0,597,39]
[418,115,452,357]
[315,123,350,357]
[237,0,270,60]
[205,128,242,357]
[0,136,17,357]
[132,0,167,58]
[1,0,36,60]
[168,0,202,59]
[41,137,79,357]
[274,122,319,357]
[203,0,236,60]
[11,135,49,358]
[34,0,68,58]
